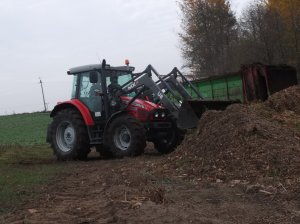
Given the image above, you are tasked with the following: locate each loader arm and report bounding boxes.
[129,65,195,109]
[156,67,203,100]
[119,66,179,113]
[117,64,238,129]
[132,66,203,105]
[134,66,238,129]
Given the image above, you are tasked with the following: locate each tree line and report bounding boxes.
[180,0,300,79]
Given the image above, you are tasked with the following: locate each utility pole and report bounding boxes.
[39,77,47,112]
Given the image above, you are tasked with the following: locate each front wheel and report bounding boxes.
[153,124,183,154]
[106,115,146,158]
[50,109,90,160]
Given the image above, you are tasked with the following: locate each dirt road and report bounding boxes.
[2,148,299,224]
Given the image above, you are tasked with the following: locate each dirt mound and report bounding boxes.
[266,85,300,113]
[164,86,300,190]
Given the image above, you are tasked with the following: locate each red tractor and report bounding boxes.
[47,60,180,160]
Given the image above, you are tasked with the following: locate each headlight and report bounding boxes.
[153,111,167,119]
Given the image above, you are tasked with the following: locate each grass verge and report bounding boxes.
[0,145,68,215]
[0,112,51,146]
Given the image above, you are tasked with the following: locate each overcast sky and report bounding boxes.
[0,0,252,115]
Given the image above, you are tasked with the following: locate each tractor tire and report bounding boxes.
[106,115,146,158]
[96,145,114,159]
[50,109,90,161]
[153,122,184,154]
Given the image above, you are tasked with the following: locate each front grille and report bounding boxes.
[150,122,172,129]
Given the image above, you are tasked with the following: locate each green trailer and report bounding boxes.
[186,73,243,102]
[185,64,298,103]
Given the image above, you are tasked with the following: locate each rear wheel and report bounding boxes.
[106,115,146,157]
[50,109,90,160]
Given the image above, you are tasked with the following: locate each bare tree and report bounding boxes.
[179,0,238,78]
[238,1,289,65]
[180,0,300,80]
[268,0,300,73]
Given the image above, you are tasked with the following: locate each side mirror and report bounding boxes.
[89,71,98,83]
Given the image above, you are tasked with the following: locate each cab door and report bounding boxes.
[78,72,103,118]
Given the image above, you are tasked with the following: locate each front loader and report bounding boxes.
[132,65,238,129]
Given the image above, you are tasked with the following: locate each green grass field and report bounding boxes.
[0,112,51,146]
[0,112,72,215]
[0,145,66,214]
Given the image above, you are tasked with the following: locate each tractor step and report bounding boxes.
[88,125,104,144]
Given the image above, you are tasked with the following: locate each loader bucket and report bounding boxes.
[177,100,239,129]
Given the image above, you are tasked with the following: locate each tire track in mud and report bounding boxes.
[1,153,299,224]
[3,160,120,224]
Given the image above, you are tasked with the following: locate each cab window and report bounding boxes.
[78,72,103,113]
[79,73,93,98]
[71,76,78,99]
[106,70,135,97]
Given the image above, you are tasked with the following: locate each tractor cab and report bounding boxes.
[68,63,136,119]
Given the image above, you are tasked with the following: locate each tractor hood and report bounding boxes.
[120,96,161,112]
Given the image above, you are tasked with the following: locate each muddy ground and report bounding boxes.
[1,148,299,224]
[2,86,300,224]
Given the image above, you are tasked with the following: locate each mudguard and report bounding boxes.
[50,99,94,126]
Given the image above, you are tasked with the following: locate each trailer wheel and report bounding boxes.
[50,109,90,160]
[106,115,146,157]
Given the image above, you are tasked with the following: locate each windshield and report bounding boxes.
[106,71,132,86]
[106,70,135,97]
